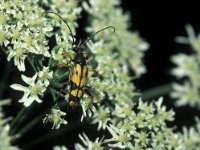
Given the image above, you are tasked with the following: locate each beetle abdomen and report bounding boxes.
[68,63,88,108]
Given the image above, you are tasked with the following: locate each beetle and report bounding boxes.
[48,12,115,109]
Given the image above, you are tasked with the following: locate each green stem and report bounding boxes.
[0,45,7,55]
[142,83,173,101]
[11,100,69,144]
[50,88,56,101]
[11,112,46,144]
[11,99,70,147]
[10,90,55,135]
[48,57,53,67]
[49,88,65,103]
[21,120,81,150]
[11,100,66,144]
[18,113,44,136]
[27,56,37,72]
[10,104,40,135]
[10,107,27,135]
[0,62,11,99]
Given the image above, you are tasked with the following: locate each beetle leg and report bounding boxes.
[56,63,70,68]
[88,68,96,72]
[88,68,98,77]
[51,63,70,70]
[63,50,74,61]
[84,88,94,105]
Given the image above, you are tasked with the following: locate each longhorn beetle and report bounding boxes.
[48,12,115,109]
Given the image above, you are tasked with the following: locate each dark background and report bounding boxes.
[122,1,200,89]
[1,1,200,149]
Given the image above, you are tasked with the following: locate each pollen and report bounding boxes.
[24,36,33,46]
[15,48,23,58]
[0,14,7,24]
[12,29,21,40]
[30,84,43,95]
[0,31,6,45]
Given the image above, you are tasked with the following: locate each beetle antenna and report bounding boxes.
[47,12,76,45]
[80,26,115,47]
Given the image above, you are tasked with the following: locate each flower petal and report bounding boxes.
[23,97,35,107]
[10,84,28,92]
[19,92,30,103]
[33,95,42,103]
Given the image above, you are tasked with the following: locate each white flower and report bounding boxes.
[75,133,104,150]
[0,98,11,109]
[171,82,200,107]
[91,106,111,130]
[134,131,149,147]
[51,47,65,62]
[43,108,67,129]
[0,98,20,150]
[53,145,68,150]
[138,98,154,118]
[38,66,53,87]
[182,127,197,149]
[7,44,27,71]
[53,146,68,150]
[171,54,199,80]
[51,34,73,63]
[80,96,96,121]
[175,24,200,54]
[113,104,135,118]
[117,119,136,135]
[83,0,149,77]
[106,124,132,149]
[0,30,8,46]
[42,0,81,34]
[0,124,21,150]
[10,73,46,107]
[1,0,52,71]
[155,97,174,122]
[0,99,13,125]
[171,24,200,108]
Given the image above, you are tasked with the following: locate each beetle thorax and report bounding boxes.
[74,53,86,64]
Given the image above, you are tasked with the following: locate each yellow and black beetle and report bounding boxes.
[49,12,115,109]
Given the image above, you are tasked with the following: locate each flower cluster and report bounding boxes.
[75,133,104,150]
[171,24,200,108]
[43,107,67,129]
[180,117,200,150]
[40,0,82,66]
[83,0,149,77]
[78,0,149,118]
[0,0,81,128]
[170,24,200,149]
[1,0,148,130]
[11,67,53,107]
[0,0,52,71]
[49,1,200,149]
[69,0,147,137]
[41,0,81,35]
[0,99,20,150]
[73,98,186,150]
